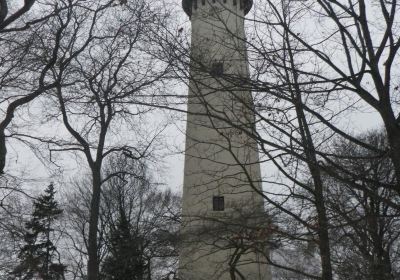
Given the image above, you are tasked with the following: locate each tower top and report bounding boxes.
[182,0,253,17]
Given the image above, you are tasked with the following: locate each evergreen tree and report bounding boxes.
[11,184,65,280]
[101,210,145,280]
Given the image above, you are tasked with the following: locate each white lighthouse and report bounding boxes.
[180,0,271,279]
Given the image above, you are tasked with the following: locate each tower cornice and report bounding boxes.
[182,0,253,17]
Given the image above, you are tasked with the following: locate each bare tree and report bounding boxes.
[155,0,400,279]
[246,0,400,185]
[0,183,27,277]
[324,131,400,280]
[39,1,172,278]
[0,1,175,279]
[0,0,67,174]
[0,0,36,31]
[64,156,180,280]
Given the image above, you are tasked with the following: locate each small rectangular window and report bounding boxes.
[213,196,225,211]
[210,62,224,77]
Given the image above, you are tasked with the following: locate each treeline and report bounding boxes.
[0,157,180,279]
[1,0,400,280]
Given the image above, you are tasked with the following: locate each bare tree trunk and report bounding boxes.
[295,100,333,280]
[0,0,36,30]
[285,24,334,278]
[87,166,102,280]
[0,89,45,173]
[311,170,333,280]
[368,192,394,280]
[382,117,400,189]
[0,130,5,174]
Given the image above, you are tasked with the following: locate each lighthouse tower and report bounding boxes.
[180,0,271,279]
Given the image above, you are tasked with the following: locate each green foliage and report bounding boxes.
[101,211,146,280]
[11,184,65,280]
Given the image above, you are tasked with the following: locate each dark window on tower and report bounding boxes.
[210,62,224,77]
[213,196,225,211]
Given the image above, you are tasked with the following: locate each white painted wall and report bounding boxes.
[179,1,271,279]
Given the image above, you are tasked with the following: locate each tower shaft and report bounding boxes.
[180,1,270,279]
